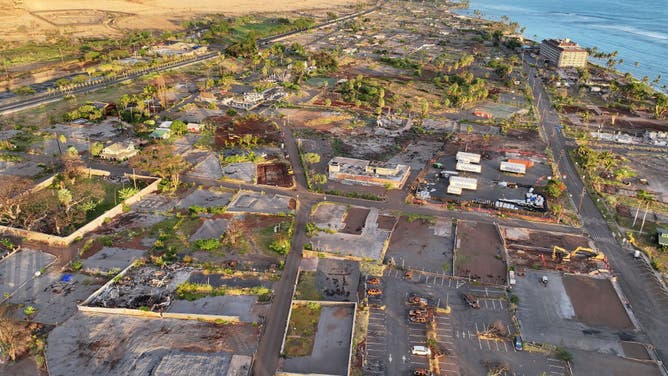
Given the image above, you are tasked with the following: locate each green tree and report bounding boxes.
[90,142,104,157]
[654,93,667,119]
[312,173,327,185]
[57,188,73,212]
[303,152,320,164]
[170,120,187,136]
[129,144,190,191]
[545,179,566,198]
[420,98,429,119]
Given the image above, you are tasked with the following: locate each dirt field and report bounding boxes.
[562,275,633,330]
[341,207,370,235]
[376,215,396,231]
[385,216,452,274]
[455,221,506,285]
[502,227,602,273]
[0,0,358,42]
[256,162,292,187]
[622,342,651,360]
[502,227,591,252]
[211,115,282,147]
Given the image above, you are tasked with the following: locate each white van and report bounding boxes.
[411,345,431,356]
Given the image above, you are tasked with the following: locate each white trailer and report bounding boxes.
[500,161,526,174]
[456,151,481,164]
[449,176,477,190]
[446,185,462,195]
[456,162,482,173]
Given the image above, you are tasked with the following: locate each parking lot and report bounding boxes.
[363,268,570,376]
[514,270,630,353]
[424,153,551,204]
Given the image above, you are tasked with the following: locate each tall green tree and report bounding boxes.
[129,144,190,191]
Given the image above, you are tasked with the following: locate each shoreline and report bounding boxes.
[450,5,667,93]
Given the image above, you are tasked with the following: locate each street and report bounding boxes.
[526,61,668,364]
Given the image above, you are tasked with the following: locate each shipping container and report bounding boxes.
[507,158,534,168]
[455,151,481,164]
[456,162,482,173]
[449,176,478,190]
[500,161,526,174]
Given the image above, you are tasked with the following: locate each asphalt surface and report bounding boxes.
[526,60,668,365]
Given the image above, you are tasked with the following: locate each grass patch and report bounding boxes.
[350,306,369,376]
[150,216,202,250]
[284,302,322,357]
[253,219,294,257]
[175,281,272,301]
[294,271,323,300]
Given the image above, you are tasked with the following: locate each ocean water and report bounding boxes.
[456,0,668,90]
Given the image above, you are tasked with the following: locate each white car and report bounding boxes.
[411,345,431,356]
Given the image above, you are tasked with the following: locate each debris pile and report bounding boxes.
[88,264,190,311]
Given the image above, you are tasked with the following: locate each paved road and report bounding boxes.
[526,62,668,364]
[0,52,219,115]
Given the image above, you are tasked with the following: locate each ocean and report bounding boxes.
[456,0,668,90]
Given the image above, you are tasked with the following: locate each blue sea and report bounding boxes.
[456,0,668,90]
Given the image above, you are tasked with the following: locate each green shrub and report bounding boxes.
[189,205,208,215]
[23,305,37,316]
[70,259,83,271]
[268,239,289,255]
[195,238,221,251]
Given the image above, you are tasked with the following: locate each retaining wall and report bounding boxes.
[77,305,240,323]
[0,171,160,247]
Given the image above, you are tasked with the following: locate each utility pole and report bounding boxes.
[639,202,650,235]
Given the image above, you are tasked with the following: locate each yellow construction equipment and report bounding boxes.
[552,245,605,262]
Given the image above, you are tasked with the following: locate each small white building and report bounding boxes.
[100,142,137,161]
[456,151,481,164]
[456,162,482,173]
[187,123,202,133]
[448,176,477,191]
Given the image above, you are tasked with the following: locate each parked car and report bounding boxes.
[513,336,523,351]
[411,345,431,356]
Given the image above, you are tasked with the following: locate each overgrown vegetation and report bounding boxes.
[284,302,322,357]
[175,281,271,301]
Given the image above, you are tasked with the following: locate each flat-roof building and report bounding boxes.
[328,157,410,189]
[540,38,588,68]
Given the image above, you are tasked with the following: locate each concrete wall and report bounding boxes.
[0,171,160,247]
[77,305,240,323]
